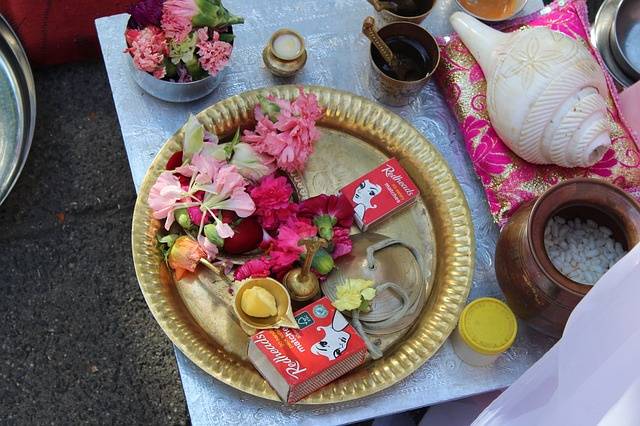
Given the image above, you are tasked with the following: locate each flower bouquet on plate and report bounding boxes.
[148,88,355,282]
[125,0,242,82]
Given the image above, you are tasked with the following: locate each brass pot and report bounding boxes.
[262,28,307,77]
[368,22,440,106]
[367,0,435,25]
[495,178,640,338]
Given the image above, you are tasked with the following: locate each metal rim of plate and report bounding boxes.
[591,0,636,88]
[609,0,640,80]
[131,85,476,404]
[0,15,36,205]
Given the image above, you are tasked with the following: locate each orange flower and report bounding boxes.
[168,236,206,280]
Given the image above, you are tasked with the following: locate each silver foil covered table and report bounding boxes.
[96,1,554,423]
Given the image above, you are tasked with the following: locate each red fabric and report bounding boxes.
[0,0,135,66]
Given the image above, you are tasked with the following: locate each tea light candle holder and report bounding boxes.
[263,29,307,77]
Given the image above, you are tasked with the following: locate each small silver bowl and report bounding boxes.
[126,55,226,102]
[610,0,640,81]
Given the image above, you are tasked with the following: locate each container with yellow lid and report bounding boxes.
[451,297,517,366]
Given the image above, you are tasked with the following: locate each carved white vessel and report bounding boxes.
[450,12,611,168]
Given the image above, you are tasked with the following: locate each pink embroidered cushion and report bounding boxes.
[435,0,640,225]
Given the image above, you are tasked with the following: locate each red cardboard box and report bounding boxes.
[248,297,367,403]
[341,158,419,230]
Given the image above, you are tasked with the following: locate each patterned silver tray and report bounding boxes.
[96,0,554,423]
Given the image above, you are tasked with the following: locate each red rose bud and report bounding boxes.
[221,210,238,224]
[223,217,263,254]
[166,151,183,170]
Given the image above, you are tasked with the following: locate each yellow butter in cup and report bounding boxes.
[233,278,299,330]
[241,286,278,318]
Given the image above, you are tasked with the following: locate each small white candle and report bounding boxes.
[272,33,303,61]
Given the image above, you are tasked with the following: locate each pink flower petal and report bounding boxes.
[216,188,255,218]
[216,222,235,239]
[149,172,185,228]
[197,234,219,260]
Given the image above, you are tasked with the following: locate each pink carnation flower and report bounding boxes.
[298,194,354,228]
[148,172,191,230]
[249,175,297,230]
[125,26,168,78]
[161,0,194,42]
[242,88,323,172]
[200,165,255,220]
[196,29,233,76]
[235,216,319,280]
[268,217,318,276]
[164,0,198,19]
[234,258,272,281]
[331,226,352,259]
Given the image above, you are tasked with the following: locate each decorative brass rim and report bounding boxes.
[131,85,475,404]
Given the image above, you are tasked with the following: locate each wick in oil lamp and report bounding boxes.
[284,237,327,303]
[263,29,307,77]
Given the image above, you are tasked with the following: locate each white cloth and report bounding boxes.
[472,242,640,426]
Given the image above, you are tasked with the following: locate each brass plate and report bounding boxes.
[131,85,475,404]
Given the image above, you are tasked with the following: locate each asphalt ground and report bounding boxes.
[0,62,188,424]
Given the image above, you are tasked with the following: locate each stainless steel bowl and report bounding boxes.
[610,0,640,81]
[0,15,36,205]
[126,55,226,103]
[591,0,633,87]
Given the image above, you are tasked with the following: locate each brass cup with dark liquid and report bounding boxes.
[367,0,436,25]
[368,21,440,106]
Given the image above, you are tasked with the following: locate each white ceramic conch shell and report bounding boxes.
[450,12,611,168]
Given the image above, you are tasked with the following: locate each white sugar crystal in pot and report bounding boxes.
[543,216,628,285]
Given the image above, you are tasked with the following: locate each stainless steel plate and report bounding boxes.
[591,0,636,88]
[0,15,35,205]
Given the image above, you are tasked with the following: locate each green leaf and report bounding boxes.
[182,114,205,163]
[222,128,241,160]
[219,33,235,43]
[358,299,371,312]
[158,234,179,247]
[192,0,244,28]
[163,57,178,78]
[200,142,227,161]
[185,57,206,80]
[258,95,280,122]
[157,234,179,262]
